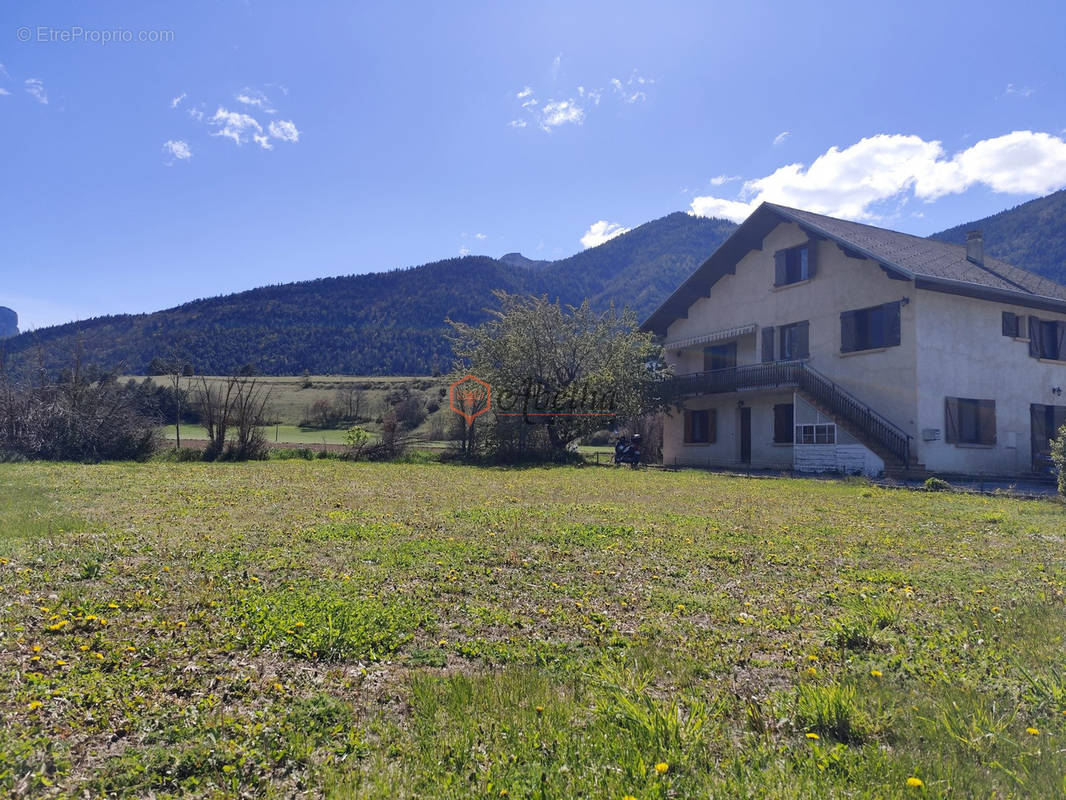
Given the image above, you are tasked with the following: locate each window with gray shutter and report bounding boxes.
[840,302,900,352]
[773,244,811,286]
[1029,316,1043,358]
[806,240,818,278]
[774,251,787,287]
[946,397,996,445]
[780,321,810,360]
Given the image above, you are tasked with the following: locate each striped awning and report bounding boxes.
[664,323,757,351]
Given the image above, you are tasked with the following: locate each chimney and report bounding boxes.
[966,230,984,266]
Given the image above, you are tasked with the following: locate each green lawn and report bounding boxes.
[0,462,1064,797]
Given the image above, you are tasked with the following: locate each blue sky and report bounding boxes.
[3,0,1066,330]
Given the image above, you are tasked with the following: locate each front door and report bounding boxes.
[739,407,751,463]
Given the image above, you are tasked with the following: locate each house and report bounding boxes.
[642,203,1066,478]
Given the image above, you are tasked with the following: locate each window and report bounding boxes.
[1002,311,1020,338]
[779,321,810,360]
[773,403,794,444]
[945,397,996,445]
[703,342,737,372]
[795,424,836,445]
[1028,316,1066,360]
[684,409,715,444]
[840,302,901,353]
[773,242,818,286]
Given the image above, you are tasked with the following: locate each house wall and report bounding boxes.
[913,289,1066,474]
[662,221,920,466]
[664,390,794,469]
[793,395,884,476]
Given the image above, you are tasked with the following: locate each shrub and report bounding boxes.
[923,476,954,492]
[1050,424,1066,496]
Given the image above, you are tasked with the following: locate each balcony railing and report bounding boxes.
[661,361,911,465]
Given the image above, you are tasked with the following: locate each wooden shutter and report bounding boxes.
[944,397,960,444]
[806,241,818,278]
[773,404,794,443]
[840,311,858,353]
[1029,316,1042,358]
[774,251,787,286]
[1002,311,1018,337]
[762,326,775,362]
[977,399,997,445]
[795,321,810,358]
[885,302,901,347]
[707,409,717,444]
[683,411,692,443]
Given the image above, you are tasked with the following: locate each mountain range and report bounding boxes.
[4,190,1065,376]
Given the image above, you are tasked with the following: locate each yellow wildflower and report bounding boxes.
[805,732,819,740]
[1026,727,1039,735]
[654,762,669,775]
[28,700,42,710]
[906,777,923,788]
[871,669,883,678]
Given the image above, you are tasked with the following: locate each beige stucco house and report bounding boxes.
[642,203,1066,478]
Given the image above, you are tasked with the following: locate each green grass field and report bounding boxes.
[1,462,1064,797]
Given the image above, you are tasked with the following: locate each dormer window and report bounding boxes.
[774,242,818,287]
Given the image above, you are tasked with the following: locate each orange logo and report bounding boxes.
[449,374,491,425]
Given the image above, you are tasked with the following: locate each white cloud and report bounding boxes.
[1005,83,1034,98]
[237,87,276,113]
[540,100,584,131]
[25,78,48,105]
[551,53,562,81]
[253,134,273,150]
[268,119,300,143]
[474,233,486,240]
[772,130,790,147]
[610,71,651,104]
[517,87,533,99]
[459,246,471,256]
[187,106,205,122]
[208,107,263,145]
[162,139,192,164]
[710,174,741,186]
[689,130,1066,223]
[170,92,186,109]
[0,88,9,97]
[507,119,527,128]
[580,220,630,249]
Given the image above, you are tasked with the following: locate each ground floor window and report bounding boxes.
[684,408,715,444]
[773,403,794,444]
[795,423,836,445]
[945,397,996,445]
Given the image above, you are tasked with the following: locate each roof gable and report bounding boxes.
[642,203,1066,335]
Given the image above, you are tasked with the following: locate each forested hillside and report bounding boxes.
[3,213,736,375]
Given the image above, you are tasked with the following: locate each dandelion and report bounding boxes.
[623,796,638,800]
[807,667,818,677]
[93,652,104,661]
[871,669,883,678]
[906,776,923,788]
[47,621,68,631]
[273,682,284,691]
[108,602,119,609]
[1026,727,1039,735]
[654,762,669,775]
[535,706,544,715]
[28,700,42,710]
[32,644,41,653]
[439,639,448,647]
[805,732,820,740]
[55,659,67,666]
[176,621,186,629]
[676,604,685,612]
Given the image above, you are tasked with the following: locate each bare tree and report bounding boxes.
[230,376,272,459]
[336,384,364,421]
[196,376,237,458]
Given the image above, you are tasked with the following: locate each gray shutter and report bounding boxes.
[944,397,960,444]
[762,326,775,362]
[774,251,787,286]
[1002,311,1017,337]
[683,410,692,443]
[978,399,997,445]
[1057,322,1066,359]
[840,311,857,353]
[1029,316,1042,358]
[796,321,810,358]
[708,409,717,444]
[806,241,818,278]
[885,302,901,347]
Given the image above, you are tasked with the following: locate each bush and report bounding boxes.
[1050,424,1066,496]
[923,476,954,492]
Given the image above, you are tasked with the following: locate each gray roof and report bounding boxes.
[642,202,1066,335]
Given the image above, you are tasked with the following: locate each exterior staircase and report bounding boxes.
[662,361,921,472]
